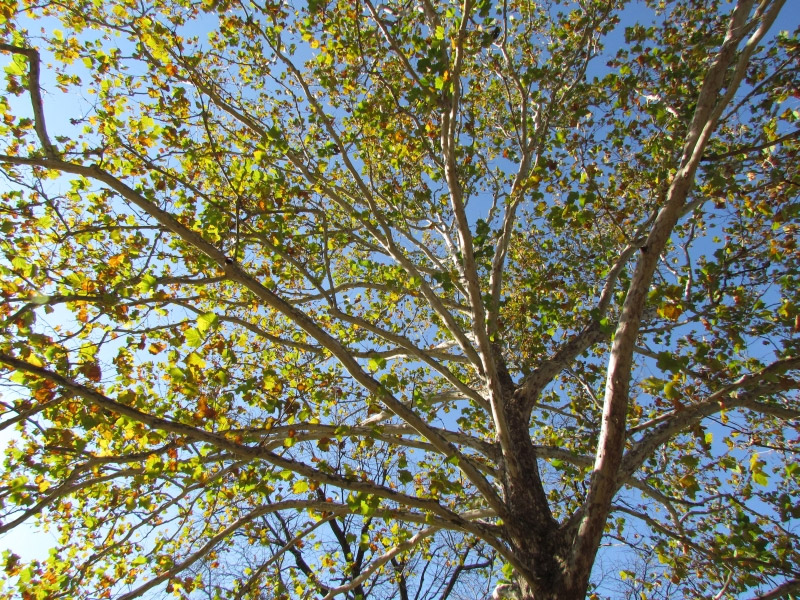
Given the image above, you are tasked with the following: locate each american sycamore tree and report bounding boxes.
[0,0,798,598]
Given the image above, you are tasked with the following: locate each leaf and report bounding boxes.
[107,254,126,268]
[655,351,686,374]
[0,0,17,24]
[137,274,157,293]
[663,380,680,401]
[196,312,218,334]
[367,356,386,372]
[80,362,102,382]
[185,328,204,347]
[24,354,44,368]
[4,54,27,77]
[657,303,683,321]
[186,352,206,368]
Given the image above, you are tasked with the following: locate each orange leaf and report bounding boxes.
[81,362,102,382]
[107,254,125,268]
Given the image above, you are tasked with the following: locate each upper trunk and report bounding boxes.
[501,398,590,600]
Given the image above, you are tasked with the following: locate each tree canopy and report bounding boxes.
[0,0,798,598]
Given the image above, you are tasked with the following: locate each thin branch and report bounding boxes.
[618,356,800,483]
[0,352,502,530]
[701,128,800,161]
[233,515,337,600]
[0,152,505,516]
[320,526,440,600]
[117,502,330,600]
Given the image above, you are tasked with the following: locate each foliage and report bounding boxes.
[0,0,798,598]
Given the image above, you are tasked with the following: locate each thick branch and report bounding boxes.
[571,0,786,583]
[748,579,800,600]
[619,356,800,483]
[0,44,58,157]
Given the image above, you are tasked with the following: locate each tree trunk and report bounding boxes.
[501,395,596,600]
[501,399,590,600]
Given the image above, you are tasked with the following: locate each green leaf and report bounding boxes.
[137,274,157,293]
[656,351,687,374]
[185,328,204,347]
[196,312,218,334]
[4,54,27,77]
[367,356,386,372]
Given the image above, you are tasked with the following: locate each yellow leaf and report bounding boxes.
[264,375,282,392]
[657,303,683,321]
[108,254,125,268]
[186,353,206,368]
[140,115,155,131]
[26,354,44,368]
